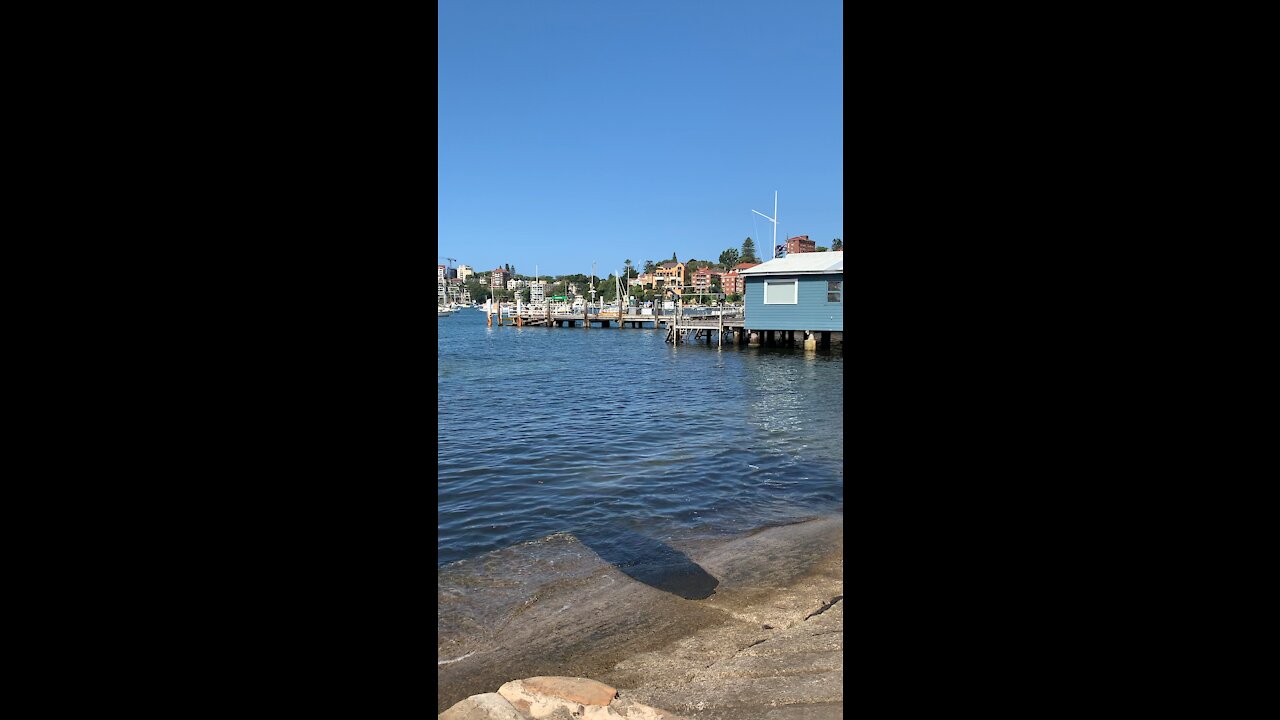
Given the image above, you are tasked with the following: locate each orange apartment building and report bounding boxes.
[653,261,685,294]
[691,266,721,294]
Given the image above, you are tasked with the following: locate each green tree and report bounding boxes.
[520,287,531,303]
[642,259,656,274]
[816,245,829,252]
[624,259,634,277]
[741,237,758,263]
[672,252,678,262]
[597,275,619,302]
[832,238,843,250]
[465,278,488,301]
[684,260,700,284]
[719,248,740,267]
[504,263,511,272]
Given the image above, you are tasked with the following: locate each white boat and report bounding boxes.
[438,306,455,316]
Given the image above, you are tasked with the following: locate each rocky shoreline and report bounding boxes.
[438,515,843,719]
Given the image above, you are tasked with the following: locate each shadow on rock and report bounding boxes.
[575,526,719,600]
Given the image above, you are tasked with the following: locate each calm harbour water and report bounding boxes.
[437,308,843,568]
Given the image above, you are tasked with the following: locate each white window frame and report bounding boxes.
[763,279,798,305]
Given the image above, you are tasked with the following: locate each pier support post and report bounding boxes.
[804,330,817,351]
[718,301,724,348]
[748,330,760,346]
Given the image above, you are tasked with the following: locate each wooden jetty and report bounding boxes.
[665,306,746,347]
[484,301,781,350]
[486,301,671,329]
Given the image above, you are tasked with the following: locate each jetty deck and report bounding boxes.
[480,303,836,350]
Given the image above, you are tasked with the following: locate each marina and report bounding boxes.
[474,298,841,350]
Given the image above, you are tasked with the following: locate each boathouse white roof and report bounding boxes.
[739,251,843,276]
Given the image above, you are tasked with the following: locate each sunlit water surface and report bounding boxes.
[438,308,843,569]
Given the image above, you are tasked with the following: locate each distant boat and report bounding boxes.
[438,306,455,316]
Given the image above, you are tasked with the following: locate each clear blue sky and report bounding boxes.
[438,0,843,278]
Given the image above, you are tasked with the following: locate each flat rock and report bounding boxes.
[439,692,525,720]
[609,696,688,719]
[519,676,617,706]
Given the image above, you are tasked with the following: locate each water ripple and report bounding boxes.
[438,309,843,566]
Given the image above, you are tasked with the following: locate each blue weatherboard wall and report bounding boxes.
[744,273,843,332]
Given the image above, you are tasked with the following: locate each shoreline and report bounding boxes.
[438,514,843,718]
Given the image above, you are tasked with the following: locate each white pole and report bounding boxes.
[773,191,778,258]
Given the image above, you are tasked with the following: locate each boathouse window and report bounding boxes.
[828,280,842,303]
[763,279,797,304]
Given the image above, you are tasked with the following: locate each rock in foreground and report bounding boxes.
[440,676,684,720]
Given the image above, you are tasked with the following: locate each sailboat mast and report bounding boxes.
[773,191,778,258]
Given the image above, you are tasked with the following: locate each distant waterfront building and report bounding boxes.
[692,267,721,295]
[654,261,685,290]
[507,278,528,291]
[491,268,509,290]
[721,262,760,296]
[457,264,473,282]
[438,265,447,304]
[633,272,655,289]
[785,235,816,254]
[444,278,465,304]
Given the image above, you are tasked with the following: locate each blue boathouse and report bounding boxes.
[740,251,843,349]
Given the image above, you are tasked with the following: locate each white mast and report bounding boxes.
[752,191,779,258]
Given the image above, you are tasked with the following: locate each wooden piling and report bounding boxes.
[718,301,724,348]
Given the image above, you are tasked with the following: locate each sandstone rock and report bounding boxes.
[513,676,617,706]
[498,677,641,720]
[439,692,525,720]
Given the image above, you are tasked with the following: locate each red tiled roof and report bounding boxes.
[734,262,760,269]
[658,261,681,268]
